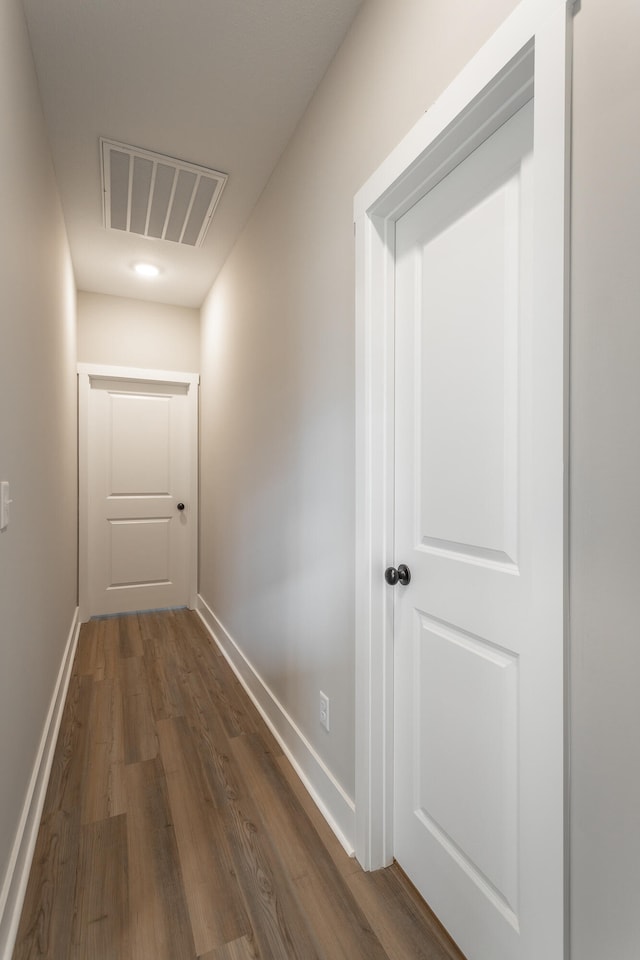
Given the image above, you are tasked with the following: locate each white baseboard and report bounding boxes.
[0,607,81,960]
[196,595,356,857]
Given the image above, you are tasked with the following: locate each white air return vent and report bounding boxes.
[100,138,227,247]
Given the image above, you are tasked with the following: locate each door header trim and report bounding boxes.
[77,362,199,387]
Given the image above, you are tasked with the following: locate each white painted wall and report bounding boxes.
[199,0,519,811]
[78,291,200,372]
[570,1,640,956]
[0,0,77,945]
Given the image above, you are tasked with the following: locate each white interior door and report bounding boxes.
[80,369,198,618]
[393,99,553,959]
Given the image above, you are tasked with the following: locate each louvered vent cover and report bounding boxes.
[100,138,227,247]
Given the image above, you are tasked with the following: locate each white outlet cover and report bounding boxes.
[320,691,330,731]
[0,481,10,531]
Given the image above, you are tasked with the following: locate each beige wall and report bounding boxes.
[78,291,200,372]
[570,0,640,955]
[0,0,77,945]
[200,0,518,803]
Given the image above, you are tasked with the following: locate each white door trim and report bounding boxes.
[78,363,200,622]
[354,0,572,912]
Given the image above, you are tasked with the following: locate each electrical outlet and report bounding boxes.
[319,691,330,732]
[0,482,11,531]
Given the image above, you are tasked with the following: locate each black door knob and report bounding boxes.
[385,564,411,586]
[177,502,185,511]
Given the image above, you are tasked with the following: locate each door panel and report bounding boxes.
[394,100,534,959]
[416,171,520,564]
[110,393,171,494]
[87,377,193,616]
[414,618,518,909]
[109,517,171,586]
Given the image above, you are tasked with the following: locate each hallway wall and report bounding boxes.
[570,0,640,955]
[0,0,77,946]
[78,291,200,372]
[199,0,518,831]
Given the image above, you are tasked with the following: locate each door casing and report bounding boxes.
[78,363,199,622]
[354,0,573,948]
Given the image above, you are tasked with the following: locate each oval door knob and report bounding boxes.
[177,502,185,511]
[385,564,411,586]
[384,566,399,585]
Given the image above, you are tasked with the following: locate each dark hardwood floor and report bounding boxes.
[13,608,465,959]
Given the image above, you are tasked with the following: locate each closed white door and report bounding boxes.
[81,370,197,617]
[393,99,558,959]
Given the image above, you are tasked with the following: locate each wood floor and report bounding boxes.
[14,608,465,960]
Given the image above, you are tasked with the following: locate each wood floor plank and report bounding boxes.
[81,678,126,824]
[173,668,319,957]
[118,613,144,658]
[145,649,187,720]
[141,610,190,721]
[231,733,388,960]
[101,617,120,681]
[189,646,248,740]
[138,611,171,661]
[81,741,126,826]
[90,677,125,762]
[177,660,245,810]
[120,655,158,764]
[175,669,323,957]
[125,757,196,960]
[91,618,108,682]
[142,610,195,674]
[157,716,249,955]
[218,780,324,960]
[39,674,91,820]
[13,809,81,959]
[73,619,101,678]
[71,814,129,959]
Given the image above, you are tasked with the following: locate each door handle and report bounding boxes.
[177,502,185,511]
[384,564,411,586]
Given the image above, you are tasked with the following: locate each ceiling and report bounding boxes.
[22,0,363,307]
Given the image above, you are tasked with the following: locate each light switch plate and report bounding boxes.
[0,481,10,531]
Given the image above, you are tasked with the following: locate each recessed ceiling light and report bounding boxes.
[133,262,160,278]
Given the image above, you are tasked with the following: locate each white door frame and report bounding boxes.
[354,0,573,906]
[78,363,200,622]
